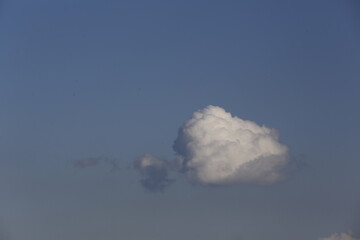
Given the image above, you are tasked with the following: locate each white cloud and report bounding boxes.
[173,105,289,185]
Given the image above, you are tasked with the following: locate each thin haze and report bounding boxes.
[0,0,359,240]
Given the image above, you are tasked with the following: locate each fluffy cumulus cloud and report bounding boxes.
[173,105,289,185]
[318,232,360,240]
[133,155,173,192]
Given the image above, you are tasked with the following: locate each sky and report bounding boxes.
[0,0,360,239]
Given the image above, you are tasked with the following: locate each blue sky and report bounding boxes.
[0,1,360,239]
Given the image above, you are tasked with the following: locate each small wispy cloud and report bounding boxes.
[318,232,359,240]
[74,157,101,168]
[133,155,174,192]
[73,156,119,172]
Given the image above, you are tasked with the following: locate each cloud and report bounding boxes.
[73,157,119,172]
[173,105,289,185]
[133,155,174,192]
[135,105,290,191]
[74,157,101,168]
[318,232,360,240]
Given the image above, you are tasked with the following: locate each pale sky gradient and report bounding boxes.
[0,1,360,240]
